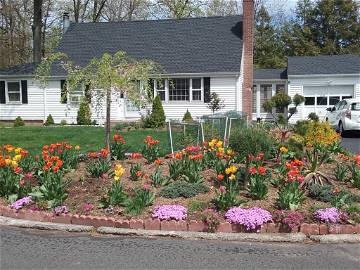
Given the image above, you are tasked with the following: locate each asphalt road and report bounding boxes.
[341,132,360,154]
[1,227,360,270]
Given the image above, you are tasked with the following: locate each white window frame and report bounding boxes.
[6,80,22,104]
[154,78,204,103]
[68,84,84,105]
[155,79,166,102]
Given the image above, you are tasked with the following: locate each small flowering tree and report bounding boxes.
[35,51,160,153]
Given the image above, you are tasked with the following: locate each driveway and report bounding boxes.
[341,132,360,154]
[1,226,360,270]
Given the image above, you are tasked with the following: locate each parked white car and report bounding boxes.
[325,98,360,134]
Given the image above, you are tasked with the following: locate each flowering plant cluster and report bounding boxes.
[111,134,129,160]
[152,204,187,220]
[248,152,268,200]
[349,155,360,188]
[130,163,143,181]
[201,208,220,233]
[86,148,111,178]
[42,142,80,170]
[203,139,235,168]
[212,185,242,212]
[9,195,32,210]
[314,207,348,224]
[273,210,304,230]
[141,136,160,163]
[0,145,29,198]
[225,207,272,231]
[53,205,68,215]
[125,184,155,215]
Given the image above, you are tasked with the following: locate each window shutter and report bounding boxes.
[21,80,28,104]
[85,84,91,103]
[204,77,210,103]
[147,79,154,99]
[0,81,5,104]
[60,80,67,104]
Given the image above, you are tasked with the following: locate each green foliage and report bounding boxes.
[150,167,170,187]
[334,162,349,182]
[212,185,243,212]
[99,181,128,208]
[293,120,312,136]
[86,158,111,178]
[44,114,54,126]
[308,184,358,208]
[277,181,305,210]
[14,116,25,127]
[229,128,276,162]
[144,95,166,128]
[0,166,28,200]
[349,160,360,188]
[182,109,193,122]
[187,200,208,215]
[207,92,225,114]
[77,101,92,125]
[125,187,155,215]
[130,163,142,181]
[201,209,220,233]
[159,181,209,199]
[249,173,268,200]
[60,119,67,126]
[308,112,319,122]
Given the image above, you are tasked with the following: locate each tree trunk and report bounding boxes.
[33,0,43,63]
[105,87,111,153]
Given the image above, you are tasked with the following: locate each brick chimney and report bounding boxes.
[242,0,254,122]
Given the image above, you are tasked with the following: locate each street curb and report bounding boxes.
[96,226,308,242]
[310,234,360,243]
[0,216,94,232]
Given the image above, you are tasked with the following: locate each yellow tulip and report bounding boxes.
[13,155,22,162]
[14,148,22,154]
[11,160,18,168]
[229,174,236,181]
[75,145,80,150]
[5,159,12,166]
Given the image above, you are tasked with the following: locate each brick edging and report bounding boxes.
[0,206,359,235]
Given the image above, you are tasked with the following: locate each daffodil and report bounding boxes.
[229,174,236,181]
[114,164,125,181]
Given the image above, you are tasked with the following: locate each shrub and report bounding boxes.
[225,207,272,231]
[159,181,209,199]
[144,95,166,128]
[44,114,55,126]
[182,109,193,122]
[293,120,311,136]
[77,101,92,125]
[207,92,225,114]
[308,112,319,122]
[187,200,208,214]
[303,121,340,147]
[230,128,276,163]
[152,205,187,220]
[13,116,25,127]
[60,119,67,126]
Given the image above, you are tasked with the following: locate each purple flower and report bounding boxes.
[152,205,187,221]
[314,208,346,223]
[53,205,68,215]
[9,196,32,210]
[225,207,272,231]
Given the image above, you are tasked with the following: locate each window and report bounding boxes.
[351,102,360,111]
[7,81,21,102]
[192,78,202,101]
[252,85,257,113]
[156,80,165,101]
[316,96,328,106]
[260,84,272,113]
[276,84,285,94]
[342,96,353,100]
[169,79,189,101]
[305,97,315,106]
[329,96,340,106]
[69,84,83,104]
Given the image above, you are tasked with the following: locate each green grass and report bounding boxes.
[0,126,170,154]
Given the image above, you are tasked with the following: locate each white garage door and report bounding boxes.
[303,85,354,120]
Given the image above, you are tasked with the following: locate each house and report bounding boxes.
[253,54,360,122]
[0,0,254,124]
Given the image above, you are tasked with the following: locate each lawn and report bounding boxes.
[0,126,170,154]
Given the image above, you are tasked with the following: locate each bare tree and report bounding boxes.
[102,0,150,21]
[33,0,43,63]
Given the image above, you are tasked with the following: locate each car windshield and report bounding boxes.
[351,102,360,111]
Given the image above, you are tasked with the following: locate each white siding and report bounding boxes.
[162,77,237,120]
[355,84,360,99]
[287,84,303,123]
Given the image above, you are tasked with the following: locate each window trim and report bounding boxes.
[6,80,22,104]
[155,78,204,103]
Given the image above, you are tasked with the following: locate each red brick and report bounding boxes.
[130,219,144,229]
[340,225,357,234]
[161,220,187,231]
[86,216,115,228]
[319,224,328,235]
[188,220,206,232]
[22,210,45,222]
[300,223,319,236]
[355,224,360,234]
[144,219,161,231]
[51,213,72,224]
[217,222,232,233]
[15,209,27,219]
[329,225,341,234]
[260,224,267,233]
[114,219,130,228]
[231,224,247,233]
[71,215,88,226]
[266,223,280,233]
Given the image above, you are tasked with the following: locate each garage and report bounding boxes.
[302,85,354,119]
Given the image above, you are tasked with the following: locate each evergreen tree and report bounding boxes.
[144,95,166,128]
[254,5,286,68]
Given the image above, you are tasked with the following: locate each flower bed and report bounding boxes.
[1,124,360,234]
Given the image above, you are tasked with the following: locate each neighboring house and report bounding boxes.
[0,0,255,124]
[253,54,360,123]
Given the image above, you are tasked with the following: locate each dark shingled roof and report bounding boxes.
[0,63,37,76]
[288,54,360,75]
[0,16,243,76]
[254,68,287,80]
